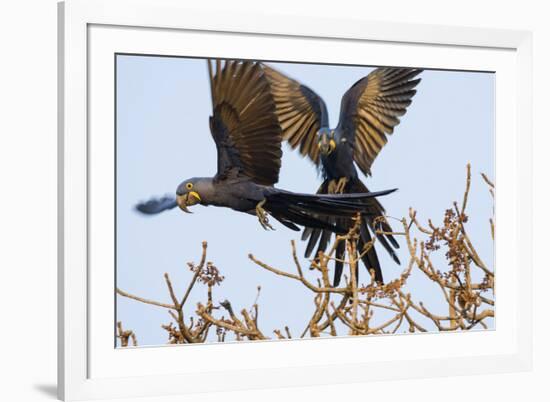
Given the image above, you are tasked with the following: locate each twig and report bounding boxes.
[116,288,175,310]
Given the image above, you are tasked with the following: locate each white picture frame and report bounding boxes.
[58,0,533,400]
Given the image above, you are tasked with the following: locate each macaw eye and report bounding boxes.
[186,183,193,190]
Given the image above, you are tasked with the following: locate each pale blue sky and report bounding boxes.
[116,55,495,346]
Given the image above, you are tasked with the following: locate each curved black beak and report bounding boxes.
[318,133,336,155]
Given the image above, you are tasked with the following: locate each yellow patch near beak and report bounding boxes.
[176,191,201,213]
[188,191,201,204]
[319,138,337,155]
[329,139,336,153]
[176,194,191,213]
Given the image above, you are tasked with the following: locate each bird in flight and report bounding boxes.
[263,64,422,285]
[135,59,397,235]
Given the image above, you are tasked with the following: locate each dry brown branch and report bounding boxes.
[116,288,175,310]
[248,244,348,295]
[118,243,227,343]
[197,301,267,340]
[398,165,494,331]
[116,321,137,347]
[117,164,494,344]
[481,172,494,189]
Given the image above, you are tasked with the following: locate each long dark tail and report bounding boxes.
[264,187,396,236]
[301,178,400,286]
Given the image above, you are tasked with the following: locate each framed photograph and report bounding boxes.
[58,0,533,400]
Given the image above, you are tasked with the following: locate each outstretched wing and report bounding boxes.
[209,60,282,186]
[262,64,328,166]
[336,67,422,176]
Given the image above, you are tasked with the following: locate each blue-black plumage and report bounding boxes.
[263,64,422,285]
[135,59,398,280]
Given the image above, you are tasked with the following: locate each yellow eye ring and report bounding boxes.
[186,183,193,190]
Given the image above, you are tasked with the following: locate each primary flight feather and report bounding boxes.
[136,59,398,242]
[263,63,422,285]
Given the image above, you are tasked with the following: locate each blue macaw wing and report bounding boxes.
[336,67,422,176]
[208,59,283,186]
[262,63,328,166]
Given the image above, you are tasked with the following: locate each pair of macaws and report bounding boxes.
[137,59,422,286]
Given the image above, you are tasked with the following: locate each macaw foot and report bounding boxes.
[255,199,274,231]
[335,177,349,194]
[329,177,349,194]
